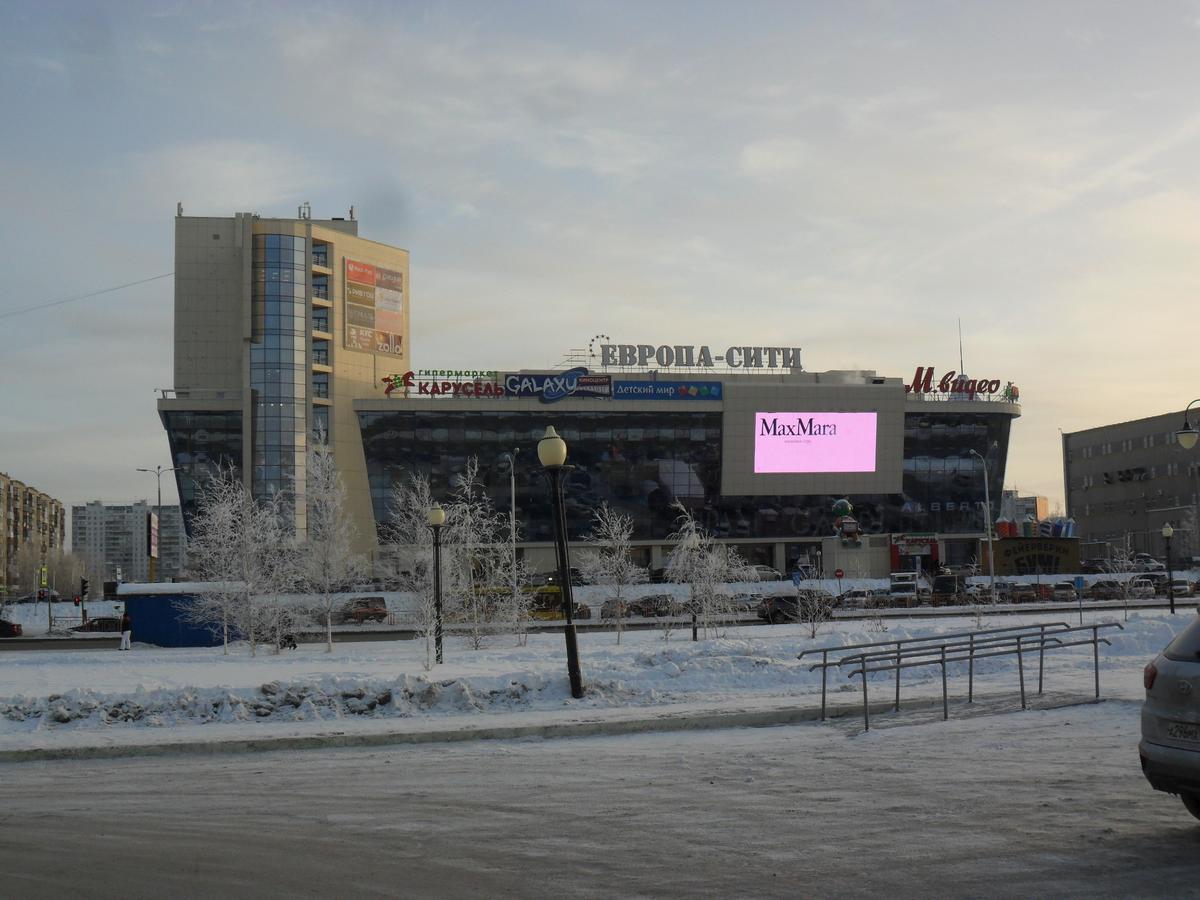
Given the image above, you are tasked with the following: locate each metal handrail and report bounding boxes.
[806,622,1123,730]
[799,621,1072,720]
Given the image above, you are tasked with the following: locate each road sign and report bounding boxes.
[834,568,845,579]
[38,565,48,588]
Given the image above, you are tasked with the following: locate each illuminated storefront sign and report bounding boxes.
[345,257,405,359]
[600,344,801,370]
[905,367,1018,401]
[503,368,612,403]
[612,380,723,401]
[381,372,504,398]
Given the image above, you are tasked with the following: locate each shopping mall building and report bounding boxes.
[159,209,1021,578]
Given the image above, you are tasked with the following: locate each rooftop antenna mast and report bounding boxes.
[958,318,965,373]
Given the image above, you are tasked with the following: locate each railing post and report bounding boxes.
[1037,624,1046,695]
[1017,634,1027,710]
[820,649,828,721]
[861,666,870,732]
[1092,625,1100,699]
[894,641,902,712]
[968,633,975,703]
[940,645,948,721]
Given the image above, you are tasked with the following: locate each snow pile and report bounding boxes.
[0,611,1190,741]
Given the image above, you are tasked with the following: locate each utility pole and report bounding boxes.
[136,466,180,582]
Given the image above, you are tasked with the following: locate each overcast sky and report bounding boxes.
[2,1,1199,521]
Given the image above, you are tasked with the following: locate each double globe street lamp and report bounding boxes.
[1176,400,1200,450]
[539,426,584,699]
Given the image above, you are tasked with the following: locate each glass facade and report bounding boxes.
[251,233,307,532]
[161,410,244,531]
[357,409,1011,544]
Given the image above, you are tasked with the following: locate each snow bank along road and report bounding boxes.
[2,701,1197,899]
[0,611,1188,758]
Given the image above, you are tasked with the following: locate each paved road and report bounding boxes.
[2,702,1198,898]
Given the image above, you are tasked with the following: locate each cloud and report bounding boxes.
[134,141,320,215]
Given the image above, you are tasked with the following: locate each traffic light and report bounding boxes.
[80,577,90,600]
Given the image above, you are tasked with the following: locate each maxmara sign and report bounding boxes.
[599,343,801,370]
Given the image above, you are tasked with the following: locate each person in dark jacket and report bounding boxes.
[119,610,132,651]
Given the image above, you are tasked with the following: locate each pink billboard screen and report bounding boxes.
[754,412,878,474]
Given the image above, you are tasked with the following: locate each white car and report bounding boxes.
[1140,616,1200,821]
[1127,578,1156,599]
[839,588,877,609]
[1052,582,1078,602]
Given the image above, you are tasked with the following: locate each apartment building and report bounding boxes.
[1,472,66,594]
[71,501,187,583]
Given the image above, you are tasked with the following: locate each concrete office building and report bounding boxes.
[157,206,409,551]
[1063,410,1200,560]
[1,472,66,595]
[155,206,1021,577]
[71,501,186,584]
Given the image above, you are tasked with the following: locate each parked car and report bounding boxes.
[757,590,834,623]
[839,588,877,609]
[0,619,22,638]
[1140,614,1200,821]
[1080,560,1107,575]
[1052,581,1078,602]
[599,599,631,619]
[727,592,764,613]
[337,597,388,624]
[1089,580,1126,601]
[72,616,122,633]
[1127,578,1156,599]
[628,595,675,617]
[1133,554,1167,573]
[1169,580,1195,598]
[1011,584,1038,603]
[746,565,783,582]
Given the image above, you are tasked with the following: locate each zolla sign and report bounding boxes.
[600,343,801,370]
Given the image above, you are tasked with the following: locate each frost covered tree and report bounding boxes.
[796,589,833,639]
[303,434,367,652]
[578,503,646,644]
[664,501,753,641]
[184,466,298,656]
[386,471,440,669]
[444,457,507,650]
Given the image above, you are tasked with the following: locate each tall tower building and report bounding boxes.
[157,207,409,551]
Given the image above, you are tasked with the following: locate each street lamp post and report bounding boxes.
[968,449,997,604]
[1163,523,1175,615]
[1175,399,1200,450]
[136,465,180,582]
[538,426,584,699]
[427,503,446,664]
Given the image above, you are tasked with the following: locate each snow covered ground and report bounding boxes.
[0,607,1191,753]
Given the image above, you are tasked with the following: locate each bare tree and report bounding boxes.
[303,434,367,652]
[444,458,507,650]
[578,503,646,645]
[664,501,751,641]
[386,471,440,669]
[184,466,296,656]
[796,589,833,639]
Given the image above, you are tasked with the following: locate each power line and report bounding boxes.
[0,272,174,321]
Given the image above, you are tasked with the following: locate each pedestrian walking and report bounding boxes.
[119,609,132,651]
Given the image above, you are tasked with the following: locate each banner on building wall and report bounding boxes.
[503,368,612,403]
[344,257,405,358]
[612,380,723,400]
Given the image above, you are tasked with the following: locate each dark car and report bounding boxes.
[1011,584,1038,603]
[758,590,834,623]
[72,616,122,633]
[1089,580,1126,601]
[0,619,23,638]
[628,595,675,617]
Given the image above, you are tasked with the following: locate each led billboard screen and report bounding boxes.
[753,412,878,474]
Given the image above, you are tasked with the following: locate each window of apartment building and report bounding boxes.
[312,308,329,332]
[312,372,329,399]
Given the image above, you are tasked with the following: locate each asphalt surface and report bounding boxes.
[2,702,1198,898]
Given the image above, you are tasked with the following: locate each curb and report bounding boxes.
[0,698,951,764]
